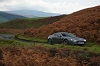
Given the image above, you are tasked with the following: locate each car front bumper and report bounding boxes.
[69,41,86,45]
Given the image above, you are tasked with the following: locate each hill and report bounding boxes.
[0,11,26,23]
[0,15,66,29]
[5,10,60,17]
[0,16,9,23]
[24,5,100,43]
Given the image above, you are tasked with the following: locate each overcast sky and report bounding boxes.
[0,0,100,14]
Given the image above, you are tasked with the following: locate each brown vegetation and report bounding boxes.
[0,46,100,66]
[0,28,24,34]
[25,5,100,43]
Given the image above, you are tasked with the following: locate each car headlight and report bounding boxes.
[71,39,77,42]
[84,39,86,42]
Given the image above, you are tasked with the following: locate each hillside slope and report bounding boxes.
[0,11,26,23]
[0,16,9,23]
[0,15,66,29]
[25,5,100,43]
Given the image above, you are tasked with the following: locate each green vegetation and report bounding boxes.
[25,17,47,20]
[0,16,9,23]
[0,17,48,29]
[0,33,100,53]
[0,15,66,29]
[26,18,46,28]
[0,38,100,53]
[0,39,28,47]
[32,43,100,53]
[17,34,47,43]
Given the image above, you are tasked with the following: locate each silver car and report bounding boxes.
[48,32,86,45]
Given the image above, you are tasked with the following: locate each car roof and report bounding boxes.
[54,32,75,35]
[55,32,69,34]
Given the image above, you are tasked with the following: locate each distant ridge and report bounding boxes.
[0,16,9,23]
[0,15,66,29]
[5,10,60,17]
[0,11,26,23]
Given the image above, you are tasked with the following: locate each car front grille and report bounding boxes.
[77,41,85,44]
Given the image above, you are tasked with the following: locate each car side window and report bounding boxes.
[54,33,58,36]
[62,34,67,36]
[54,33,61,37]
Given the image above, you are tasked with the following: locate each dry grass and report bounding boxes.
[0,45,100,66]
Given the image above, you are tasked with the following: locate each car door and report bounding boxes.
[52,33,62,43]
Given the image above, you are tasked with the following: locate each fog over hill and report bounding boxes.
[5,10,60,18]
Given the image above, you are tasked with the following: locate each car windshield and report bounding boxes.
[61,33,76,37]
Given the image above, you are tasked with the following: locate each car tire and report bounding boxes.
[48,39,53,44]
[63,39,69,45]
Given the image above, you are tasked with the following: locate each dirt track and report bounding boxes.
[0,46,100,66]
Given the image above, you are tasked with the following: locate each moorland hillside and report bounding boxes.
[25,5,100,43]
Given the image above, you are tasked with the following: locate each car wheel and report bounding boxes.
[63,39,69,45]
[48,39,53,44]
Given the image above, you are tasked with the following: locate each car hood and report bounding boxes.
[74,37,85,41]
[64,36,86,41]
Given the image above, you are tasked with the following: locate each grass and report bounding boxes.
[0,33,100,53]
[0,17,48,29]
[31,43,100,53]
[24,17,48,28]
[0,39,100,53]
[0,39,28,47]
[25,17,47,20]
[15,34,100,53]
[17,34,47,43]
